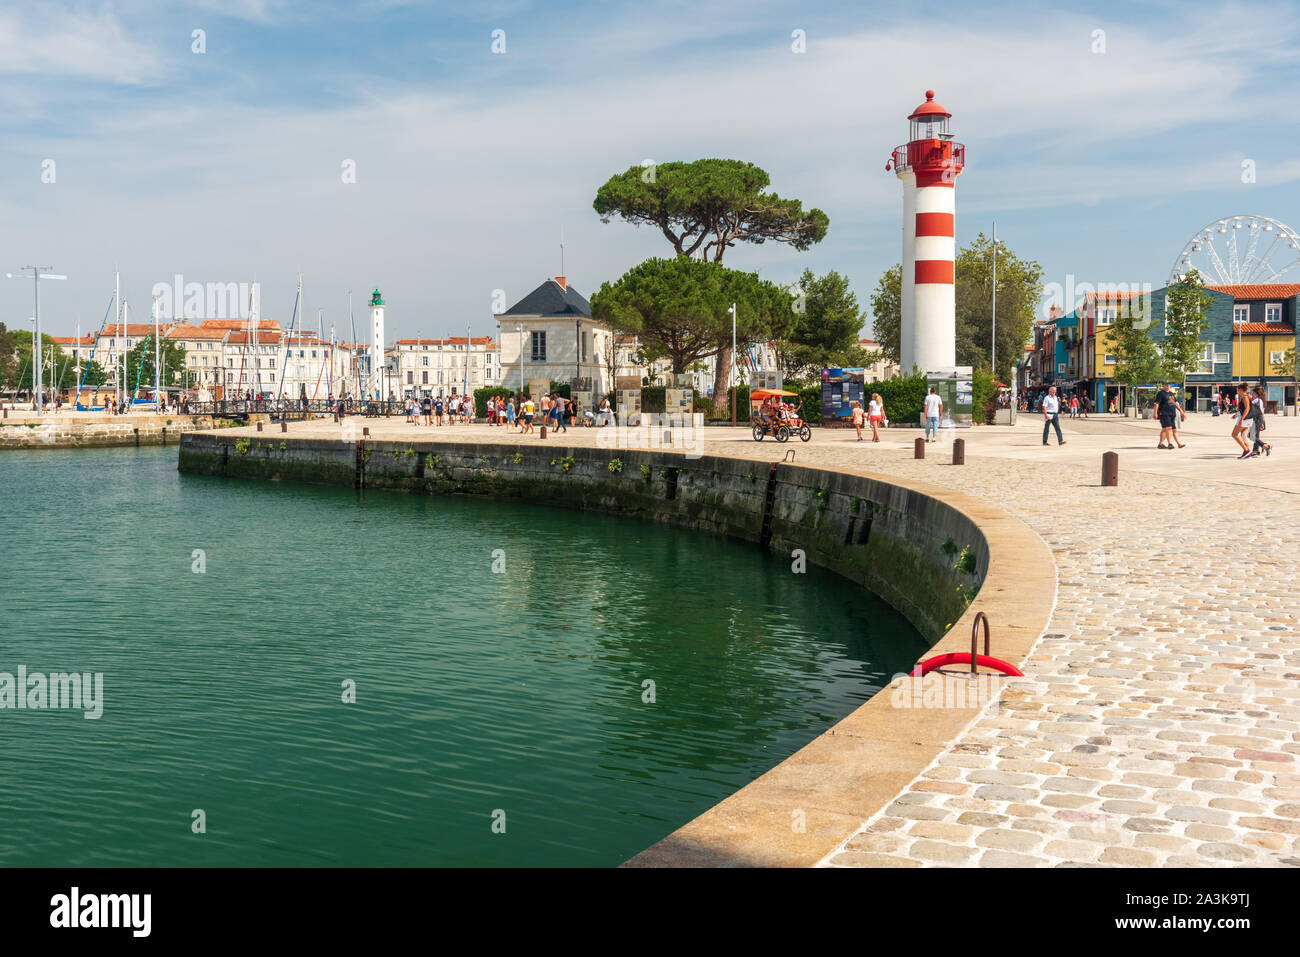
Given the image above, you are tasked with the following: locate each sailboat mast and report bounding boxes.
[115,270,121,406]
[153,295,160,408]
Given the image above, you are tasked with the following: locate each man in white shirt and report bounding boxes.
[1041,385,1065,446]
[923,387,943,442]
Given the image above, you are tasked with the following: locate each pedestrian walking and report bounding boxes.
[1249,385,1271,457]
[1041,385,1065,445]
[851,400,865,441]
[1231,384,1252,458]
[923,387,942,443]
[1154,382,1185,449]
[868,393,884,442]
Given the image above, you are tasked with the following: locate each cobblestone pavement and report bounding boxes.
[802,429,1300,868]
[219,415,1300,866]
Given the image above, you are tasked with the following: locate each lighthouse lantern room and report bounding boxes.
[890,90,965,374]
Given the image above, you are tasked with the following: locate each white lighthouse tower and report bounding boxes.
[368,288,385,399]
[891,90,965,373]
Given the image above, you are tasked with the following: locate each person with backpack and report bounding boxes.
[1249,385,1271,457]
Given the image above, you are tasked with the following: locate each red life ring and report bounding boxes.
[912,652,1024,677]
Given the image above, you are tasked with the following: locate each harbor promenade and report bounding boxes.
[206,412,1300,866]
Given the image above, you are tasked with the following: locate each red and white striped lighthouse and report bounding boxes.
[890,90,965,373]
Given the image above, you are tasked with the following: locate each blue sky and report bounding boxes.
[2,0,1299,342]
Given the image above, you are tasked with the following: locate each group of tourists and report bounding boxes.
[503,393,592,434]
[401,393,474,426]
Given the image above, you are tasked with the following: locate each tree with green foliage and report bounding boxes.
[590,257,788,384]
[1110,293,1163,413]
[955,233,1042,382]
[124,334,186,396]
[868,264,902,365]
[1161,268,1214,389]
[593,159,827,262]
[773,269,877,379]
[3,333,66,393]
[0,322,19,388]
[594,158,827,408]
[868,235,1042,382]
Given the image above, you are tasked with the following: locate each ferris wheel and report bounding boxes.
[1169,215,1300,286]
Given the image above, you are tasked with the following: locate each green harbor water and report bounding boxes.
[0,446,927,866]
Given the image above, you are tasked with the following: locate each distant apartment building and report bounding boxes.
[393,336,500,397]
[857,338,901,382]
[1022,283,1299,413]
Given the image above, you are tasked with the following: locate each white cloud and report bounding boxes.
[3,2,1299,341]
[0,6,163,84]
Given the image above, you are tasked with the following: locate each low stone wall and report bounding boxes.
[178,432,985,642]
[0,415,218,449]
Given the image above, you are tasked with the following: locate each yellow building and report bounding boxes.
[1231,329,1294,378]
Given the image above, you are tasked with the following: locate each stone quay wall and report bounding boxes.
[178,431,988,643]
[1,415,220,450]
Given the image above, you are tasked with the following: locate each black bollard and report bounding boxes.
[363,427,370,437]
[281,421,288,433]
[1102,451,1118,487]
[952,437,965,465]
[914,436,925,459]
[256,421,263,432]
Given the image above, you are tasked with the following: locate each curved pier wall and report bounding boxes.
[178,433,986,642]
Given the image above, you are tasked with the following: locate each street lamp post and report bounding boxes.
[7,266,69,414]
[729,302,737,427]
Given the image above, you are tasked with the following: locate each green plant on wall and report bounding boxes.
[608,458,624,473]
[954,544,977,576]
[512,452,523,465]
[235,438,251,455]
[280,440,287,451]
[640,463,652,481]
[940,537,959,558]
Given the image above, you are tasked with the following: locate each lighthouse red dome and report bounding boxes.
[908,89,951,120]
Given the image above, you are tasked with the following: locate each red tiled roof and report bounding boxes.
[1233,322,1295,334]
[102,323,157,337]
[165,325,228,340]
[1207,283,1300,299]
[394,336,494,346]
[51,335,95,346]
[198,319,281,331]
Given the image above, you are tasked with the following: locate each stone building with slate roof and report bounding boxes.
[495,276,613,398]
